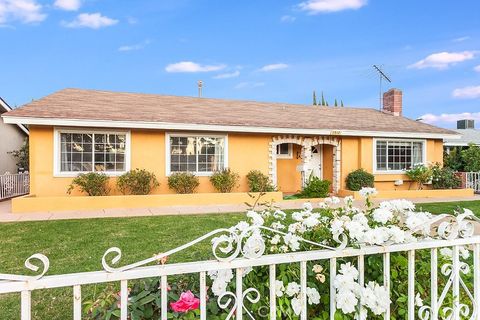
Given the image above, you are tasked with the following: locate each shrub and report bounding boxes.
[168,172,200,194]
[299,175,331,198]
[67,172,110,196]
[461,143,480,172]
[8,138,29,172]
[405,163,433,190]
[444,148,465,171]
[117,169,159,195]
[83,192,476,320]
[246,170,275,192]
[431,163,461,189]
[209,168,240,193]
[346,169,374,191]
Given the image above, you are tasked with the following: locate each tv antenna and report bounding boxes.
[372,65,391,110]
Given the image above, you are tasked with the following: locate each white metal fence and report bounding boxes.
[0,223,479,319]
[466,172,480,194]
[0,172,29,201]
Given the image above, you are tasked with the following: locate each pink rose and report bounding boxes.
[170,290,200,313]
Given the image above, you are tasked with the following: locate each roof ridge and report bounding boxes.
[57,87,378,112]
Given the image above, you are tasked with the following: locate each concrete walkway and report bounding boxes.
[0,195,479,223]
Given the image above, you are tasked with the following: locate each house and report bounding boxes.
[444,119,480,152]
[0,97,29,174]
[1,88,457,198]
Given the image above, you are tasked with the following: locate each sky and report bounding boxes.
[1,0,479,128]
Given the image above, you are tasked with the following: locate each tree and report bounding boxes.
[312,91,344,107]
[461,143,480,172]
[444,147,465,171]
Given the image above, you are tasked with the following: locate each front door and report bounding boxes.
[309,145,323,179]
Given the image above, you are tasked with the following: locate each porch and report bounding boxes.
[269,135,341,194]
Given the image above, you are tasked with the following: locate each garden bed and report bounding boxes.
[338,188,475,200]
[11,192,283,213]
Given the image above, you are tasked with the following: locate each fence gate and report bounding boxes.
[466,172,480,194]
[0,173,29,201]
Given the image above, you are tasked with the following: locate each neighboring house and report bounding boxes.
[444,120,480,152]
[1,88,457,197]
[0,98,29,174]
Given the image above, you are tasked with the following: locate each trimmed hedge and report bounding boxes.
[346,169,374,191]
[168,172,200,194]
[246,170,275,192]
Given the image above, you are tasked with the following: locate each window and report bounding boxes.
[56,130,129,175]
[276,143,292,159]
[168,135,226,175]
[375,140,424,172]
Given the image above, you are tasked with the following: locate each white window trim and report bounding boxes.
[373,138,427,174]
[53,127,131,177]
[165,132,229,177]
[276,143,293,159]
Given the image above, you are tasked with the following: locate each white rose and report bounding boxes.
[285,282,301,297]
[291,297,302,315]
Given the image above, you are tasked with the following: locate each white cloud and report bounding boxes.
[299,0,367,14]
[259,63,289,72]
[420,112,480,125]
[0,0,46,24]
[474,65,480,72]
[280,15,296,22]
[409,51,476,70]
[63,13,118,29]
[118,40,151,52]
[165,61,226,73]
[452,85,480,99]
[235,82,265,89]
[213,70,240,79]
[453,36,470,43]
[54,0,81,11]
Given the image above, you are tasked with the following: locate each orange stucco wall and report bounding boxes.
[28,126,445,197]
[322,145,334,191]
[276,144,302,193]
[29,126,271,196]
[339,137,444,191]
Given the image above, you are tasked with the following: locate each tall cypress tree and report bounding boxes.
[334,99,338,107]
[321,91,326,106]
[313,90,317,105]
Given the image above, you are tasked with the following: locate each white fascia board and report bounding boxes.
[0,102,30,135]
[444,142,477,147]
[1,115,460,140]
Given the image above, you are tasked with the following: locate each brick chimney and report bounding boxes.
[382,88,402,116]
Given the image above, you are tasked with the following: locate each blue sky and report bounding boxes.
[1,0,479,128]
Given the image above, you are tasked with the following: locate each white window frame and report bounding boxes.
[276,143,293,159]
[373,138,427,174]
[53,127,131,177]
[165,132,228,176]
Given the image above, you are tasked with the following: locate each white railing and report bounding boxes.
[0,215,479,319]
[0,172,29,201]
[466,172,480,194]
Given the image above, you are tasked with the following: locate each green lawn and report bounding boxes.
[415,200,480,215]
[0,200,479,319]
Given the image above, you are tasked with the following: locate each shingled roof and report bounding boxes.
[2,88,457,139]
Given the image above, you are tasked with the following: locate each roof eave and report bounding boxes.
[2,115,459,140]
[0,99,29,135]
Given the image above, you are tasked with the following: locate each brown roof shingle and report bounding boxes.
[3,88,455,136]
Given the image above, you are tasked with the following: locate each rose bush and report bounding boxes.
[87,189,476,319]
